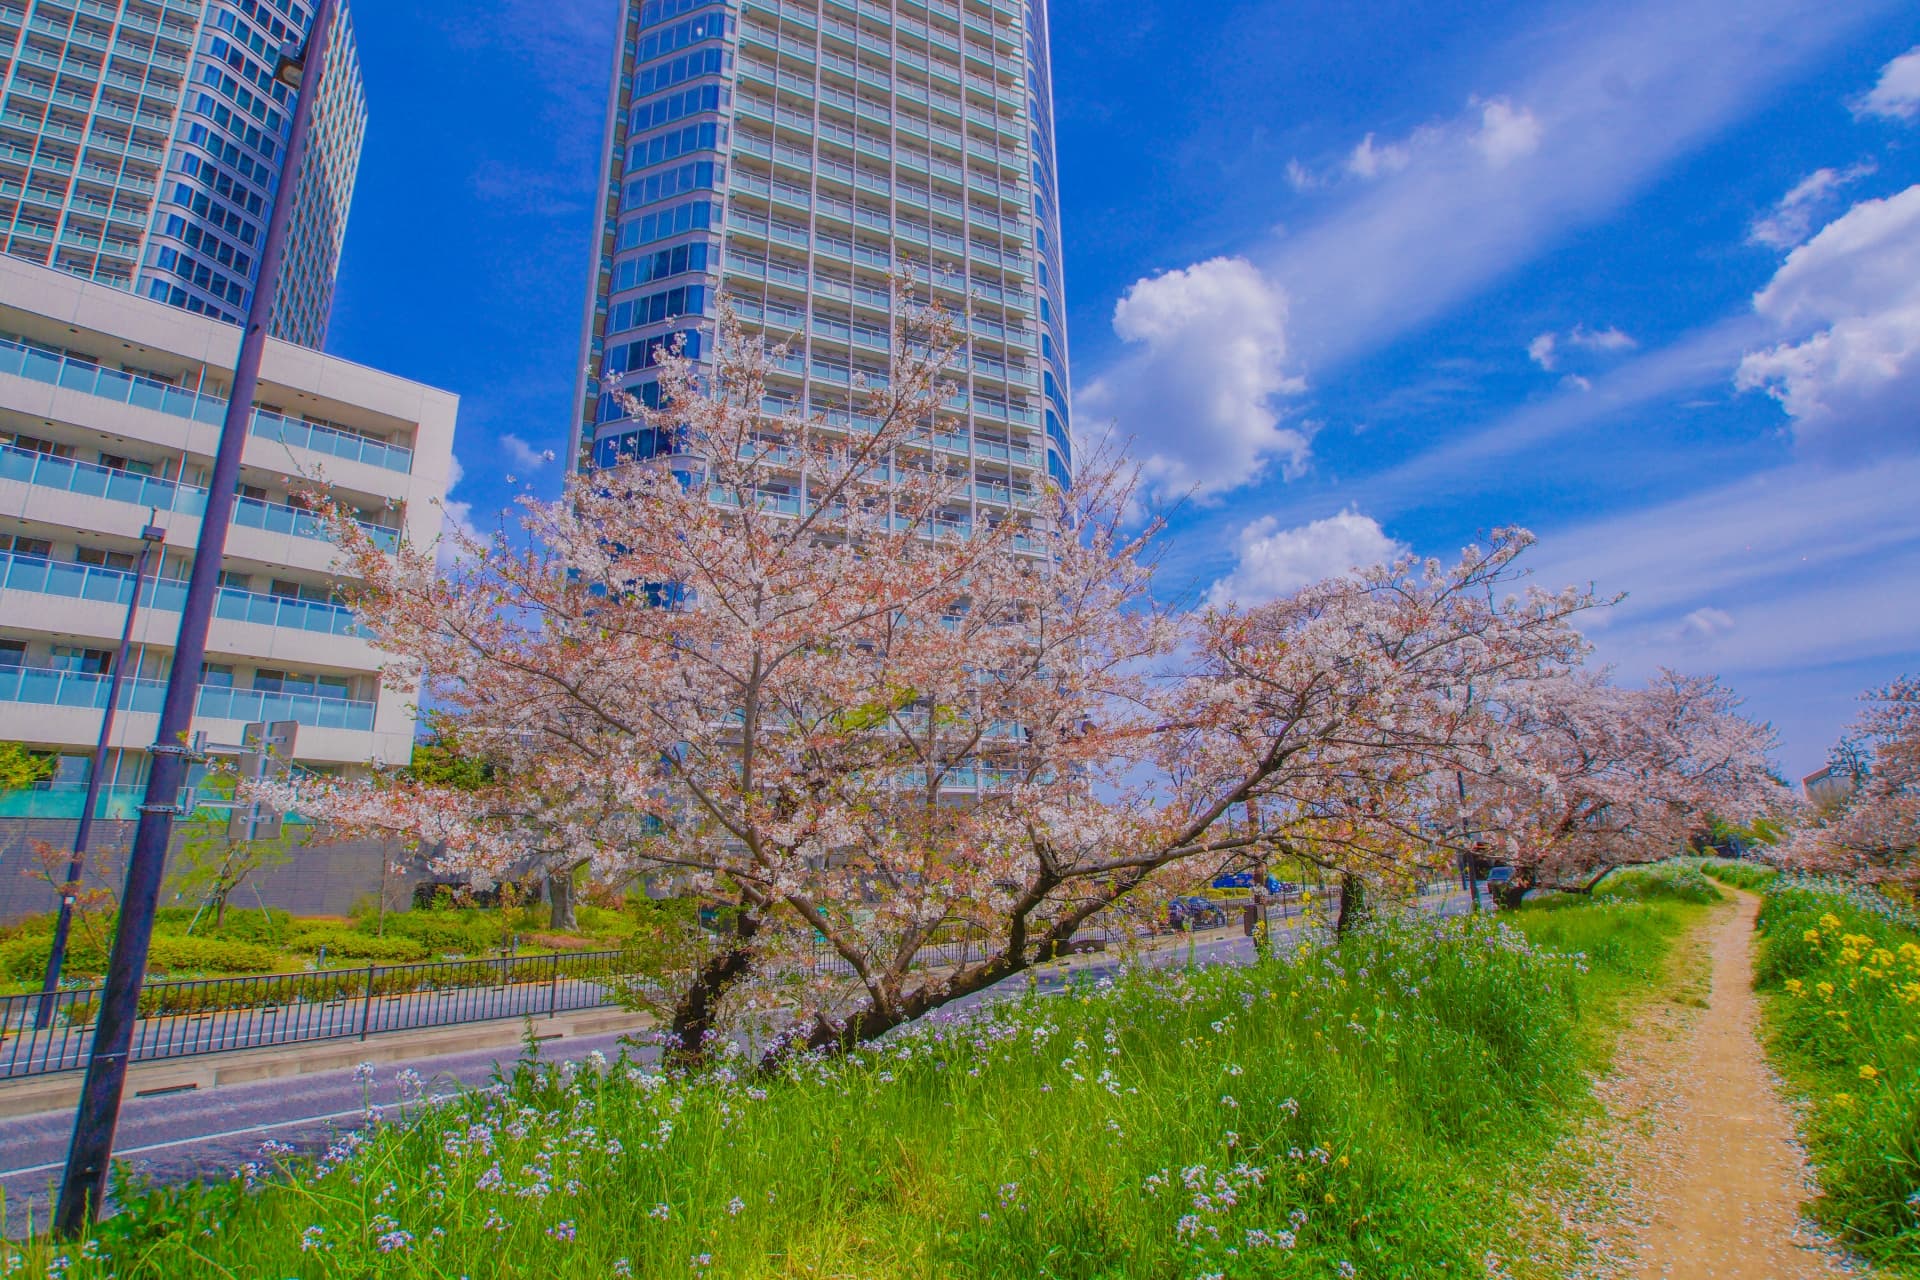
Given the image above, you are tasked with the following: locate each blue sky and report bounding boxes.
[323,0,1920,779]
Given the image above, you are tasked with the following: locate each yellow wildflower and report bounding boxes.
[1784,978,1805,996]
[1859,1064,1879,1081]
[1820,913,1843,931]
[1804,929,1823,944]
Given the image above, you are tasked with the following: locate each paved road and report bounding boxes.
[0,890,1473,1230]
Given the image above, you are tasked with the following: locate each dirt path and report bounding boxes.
[1566,892,1859,1279]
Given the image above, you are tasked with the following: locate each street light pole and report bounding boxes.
[35,518,167,1030]
[53,0,338,1233]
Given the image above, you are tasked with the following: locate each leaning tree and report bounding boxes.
[1459,669,1783,906]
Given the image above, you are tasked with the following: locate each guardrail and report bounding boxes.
[0,949,651,1080]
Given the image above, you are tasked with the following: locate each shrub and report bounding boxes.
[0,934,107,982]
[371,910,503,955]
[1753,885,1920,1268]
[1594,863,1722,905]
[144,936,284,975]
[291,930,430,964]
[1698,859,1779,892]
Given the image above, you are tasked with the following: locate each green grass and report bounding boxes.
[6,893,1703,1279]
[1696,858,1781,892]
[1752,883,1920,1275]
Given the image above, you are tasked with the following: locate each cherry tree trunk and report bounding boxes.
[546,867,577,932]
[1334,873,1366,935]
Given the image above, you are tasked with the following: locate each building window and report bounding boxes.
[50,646,112,675]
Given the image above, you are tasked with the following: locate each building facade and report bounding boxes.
[0,254,455,821]
[0,0,364,348]
[570,0,1070,515]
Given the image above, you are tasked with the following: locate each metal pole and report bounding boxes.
[359,963,376,1041]
[36,521,166,1029]
[54,0,339,1233]
[1457,769,1481,912]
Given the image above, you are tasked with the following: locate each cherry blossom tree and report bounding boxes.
[269,294,1047,1057]
[756,527,1605,1059]
[1460,669,1784,906]
[267,290,1772,1064]
[1781,677,1919,889]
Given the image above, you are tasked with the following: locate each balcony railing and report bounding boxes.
[0,337,415,473]
[0,445,401,551]
[0,552,369,638]
[0,664,377,731]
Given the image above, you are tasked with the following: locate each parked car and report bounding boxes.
[1167,896,1228,931]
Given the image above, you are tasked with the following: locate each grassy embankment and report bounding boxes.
[6,872,1713,1279]
[1705,860,1920,1276]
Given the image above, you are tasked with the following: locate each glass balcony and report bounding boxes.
[0,551,369,637]
[0,441,202,513]
[0,337,414,473]
[0,783,147,821]
[0,444,400,550]
[0,665,377,731]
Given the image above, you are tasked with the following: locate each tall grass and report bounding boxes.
[1696,858,1781,892]
[10,896,1700,1279]
[1752,885,1920,1274]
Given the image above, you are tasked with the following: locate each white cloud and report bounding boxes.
[1205,508,1406,607]
[1472,98,1543,167]
[1346,132,1410,179]
[501,433,553,471]
[1854,45,1920,121]
[1258,0,1893,369]
[1285,159,1321,192]
[1076,258,1308,502]
[1527,324,1633,372]
[1677,606,1736,643]
[1568,324,1637,353]
[1527,332,1558,370]
[437,455,485,573]
[1735,184,1920,457]
[1749,164,1877,250]
[1352,316,1761,511]
[1525,459,1920,773]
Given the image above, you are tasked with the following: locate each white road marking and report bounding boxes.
[0,1106,370,1181]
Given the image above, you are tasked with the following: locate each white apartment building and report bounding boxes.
[0,254,454,820]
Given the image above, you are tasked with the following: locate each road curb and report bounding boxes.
[0,1005,651,1120]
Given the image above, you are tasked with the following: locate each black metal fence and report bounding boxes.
[0,949,649,1080]
[0,884,1470,1082]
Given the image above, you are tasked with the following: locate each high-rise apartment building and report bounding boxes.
[570,0,1071,521]
[0,0,364,348]
[0,255,456,820]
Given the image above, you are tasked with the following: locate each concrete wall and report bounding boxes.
[0,817,422,924]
